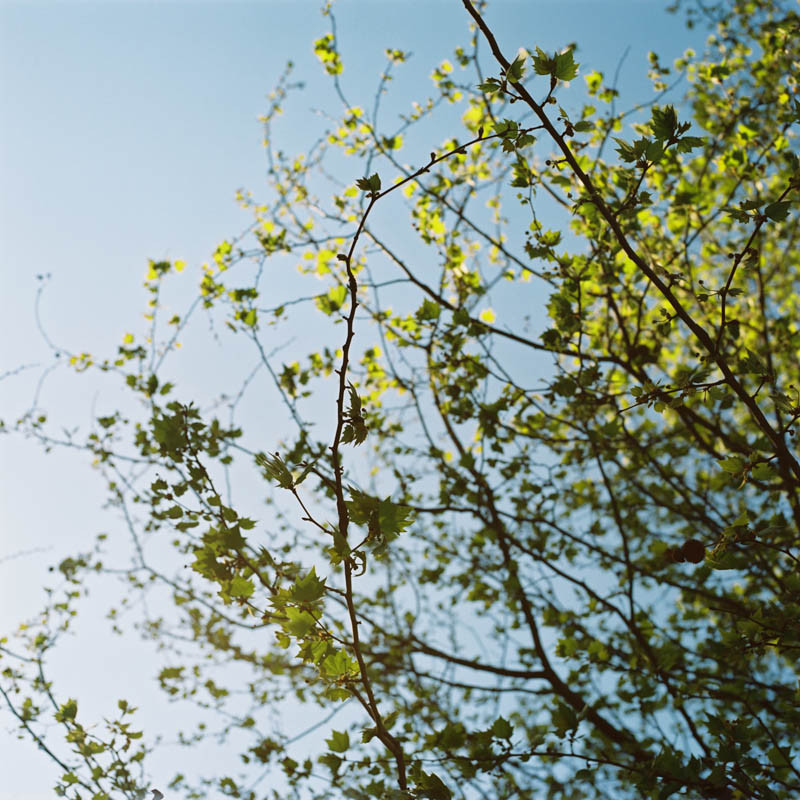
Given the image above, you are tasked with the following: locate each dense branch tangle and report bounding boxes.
[5,2,800,800]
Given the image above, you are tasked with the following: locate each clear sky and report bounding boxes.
[1,2,706,797]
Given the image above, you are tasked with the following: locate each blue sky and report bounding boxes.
[0,2,706,797]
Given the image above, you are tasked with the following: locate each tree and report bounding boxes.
[3,0,800,798]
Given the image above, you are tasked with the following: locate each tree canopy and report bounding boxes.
[3,0,800,798]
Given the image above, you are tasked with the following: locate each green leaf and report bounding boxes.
[291,567,327,603]
[361,726,377,743]
[675,135,705,152]
[428,721,466,750]
[554,49,578,81]
[283,608,317,638]
[613,137,637,163]
[318,752,342,776]
[56,698,78,722]
[532,47,553,76]
[722,205,751,223]
[356,173,381,193]
[764,201,791,221]
[228,576,255,599]
[490,716,513,739]
[751,463,776,481]
[739,199,762,211]
[326,729,350,753]
[416,298,442,321]
[551,701,578,735]
[477,78,502,95]
[719,456,746,474]
[416,771,452,800]
[645,139,664,162]
[316,285,348,316]
[346,488,415,552]
[256,452,294,489]
[342,382,368,446]
[651,105,678,140]
[740,347,768,375]
[505,54,526,83]
[320,648,358,680]
[767,745,791,767]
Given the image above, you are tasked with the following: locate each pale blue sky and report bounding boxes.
[1,2,705,797]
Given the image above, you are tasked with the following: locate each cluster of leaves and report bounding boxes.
[3,0,800,799]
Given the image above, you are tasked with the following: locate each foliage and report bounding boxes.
[3,0,800,798]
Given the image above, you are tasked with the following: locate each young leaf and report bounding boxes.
[532,47,553,76]
[356,173,382,193]
[342,382,368,445]
[613,137,637,163]
[505,53,526,83]
[256,452,294,489]
[477,78,502,95]
[554,49,578,81]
